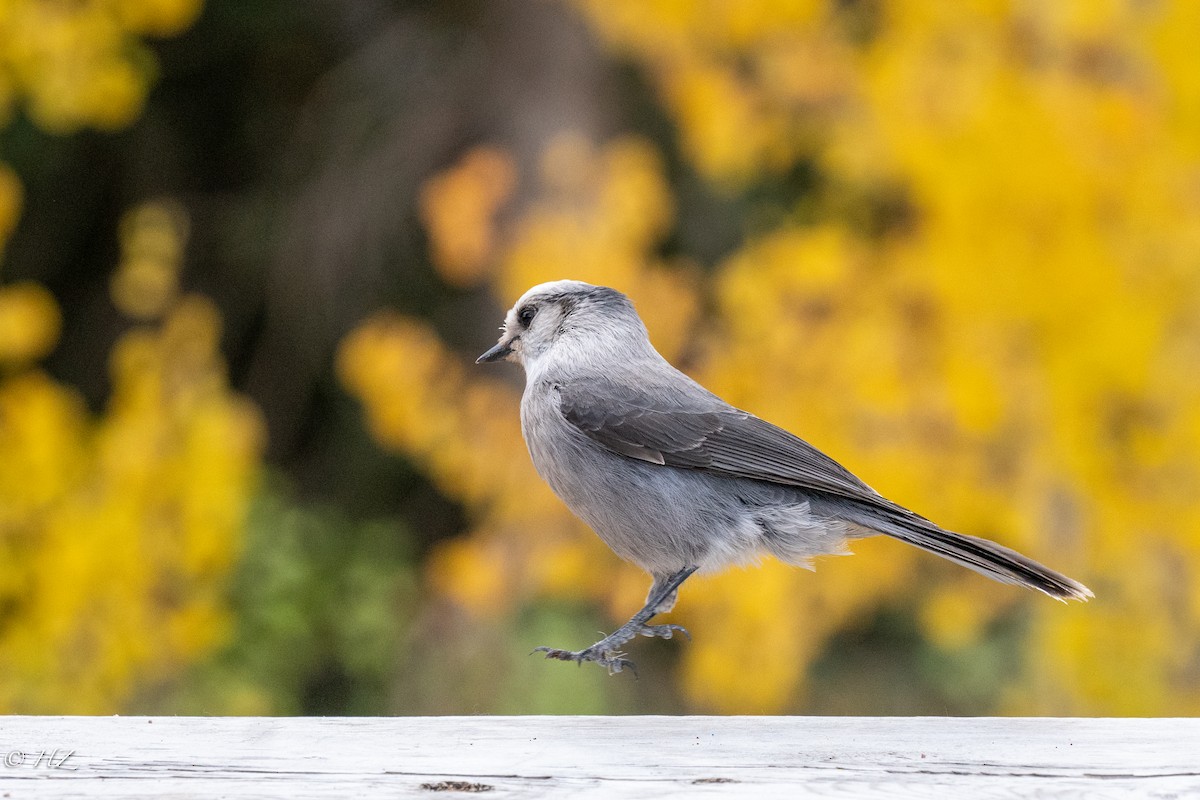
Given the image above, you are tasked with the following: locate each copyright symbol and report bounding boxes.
[4,751,23,768]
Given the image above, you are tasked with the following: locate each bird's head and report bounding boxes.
[476,280,648,372]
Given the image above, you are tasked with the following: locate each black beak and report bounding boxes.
[476,340,514,364]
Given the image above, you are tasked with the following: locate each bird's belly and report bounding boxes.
[523,411,759,574]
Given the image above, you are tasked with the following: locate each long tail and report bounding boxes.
[843,503,1093,602]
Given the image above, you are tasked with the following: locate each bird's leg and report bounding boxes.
[533,566,697,675]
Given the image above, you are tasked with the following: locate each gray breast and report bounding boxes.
[519,380,767,574]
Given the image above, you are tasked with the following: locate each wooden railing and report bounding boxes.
[0,716,1195,797]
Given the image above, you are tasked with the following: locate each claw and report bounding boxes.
[639,623,690,641]
[530,645,638,677]
[531,646,571,659]
[608,657,637,678]
[590,649,636,676]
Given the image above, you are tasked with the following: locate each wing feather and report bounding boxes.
[557,377,877,502]
[556,375,1093,601]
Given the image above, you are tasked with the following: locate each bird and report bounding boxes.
[476,279,1092,674]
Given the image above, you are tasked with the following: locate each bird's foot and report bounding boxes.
[638,623,689,640]
[532,622,688,675]
[531,645,637,676]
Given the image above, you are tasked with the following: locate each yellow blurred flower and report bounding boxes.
[0,292,264,712]
[0,281,62,364]
[0,0,202,135]
[0,0,250,714]
[106,0,204,36]
[0,370,86,518]
[111,199,188,319]
[419,147,517,288]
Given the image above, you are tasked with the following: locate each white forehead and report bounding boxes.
[512,279,596,310]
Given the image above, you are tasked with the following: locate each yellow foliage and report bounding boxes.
[107,0,203,37]
[111,199,187,319]
[0,0,199,133]
[573,0,847,186]
[0,281,61,363]
[0,295,263,712]
[0,0,260,711]
[340,0,1200,714]
[0,0,199,269]
[420,147,517,288]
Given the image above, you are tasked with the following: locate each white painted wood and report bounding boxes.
[0,716,1194,798]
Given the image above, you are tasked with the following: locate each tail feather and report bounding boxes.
[848,505,1093,602]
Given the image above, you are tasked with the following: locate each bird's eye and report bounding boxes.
[518,305,537,327]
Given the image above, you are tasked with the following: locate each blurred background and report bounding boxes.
[0,0,1198,716]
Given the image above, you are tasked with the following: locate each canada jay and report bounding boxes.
[477,279,1092,674]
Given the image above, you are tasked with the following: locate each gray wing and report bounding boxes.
[557,375,1095,601]
[557,375,879,503]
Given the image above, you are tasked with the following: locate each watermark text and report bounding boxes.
[4,750,76,770]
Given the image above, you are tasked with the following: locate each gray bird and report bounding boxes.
[477,279,1092,674]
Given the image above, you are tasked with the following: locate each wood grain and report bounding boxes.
[0,716,1195,798]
